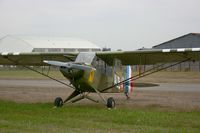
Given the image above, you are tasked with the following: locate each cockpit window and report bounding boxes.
[92,56,112,76]
[75,52,95,64]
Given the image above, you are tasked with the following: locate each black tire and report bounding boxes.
[107,97,115,108]
[54,97,63,107]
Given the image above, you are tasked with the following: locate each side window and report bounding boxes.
[92,57,105,74]
[92,57,112,76]
[105,64,112,76]
[114,59,122,75]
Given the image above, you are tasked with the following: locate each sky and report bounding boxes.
[0,0,200,50]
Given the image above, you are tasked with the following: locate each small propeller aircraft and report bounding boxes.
[0,48,200,108]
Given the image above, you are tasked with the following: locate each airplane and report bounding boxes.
[0,47,200,108]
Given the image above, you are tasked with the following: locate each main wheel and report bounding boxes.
[54,97,63,107]
[107,97,115,108]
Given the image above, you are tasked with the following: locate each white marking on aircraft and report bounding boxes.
[192,48,200,51]
[162,49,171,52]
[2,52,9,55]
[177,48,185,52]
[13,52,20,55]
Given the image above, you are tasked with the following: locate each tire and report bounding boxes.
[107,97,115,108]
[54,97,63,107]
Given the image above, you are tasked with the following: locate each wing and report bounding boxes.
[0,52,78,66]
[1,48,200,66]
[96,48,200,65]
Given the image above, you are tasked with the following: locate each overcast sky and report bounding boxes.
[0,0,200,50]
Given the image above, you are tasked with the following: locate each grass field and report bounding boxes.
[1,69,200,132]
[0,69,64,79]
[1,69,200,83]
[0,100,200,133]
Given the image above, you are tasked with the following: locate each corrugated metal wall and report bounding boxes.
[153,33,200,49]
[137,33,200,72]
[133,61,200,72]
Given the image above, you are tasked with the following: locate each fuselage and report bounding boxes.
[44,52,133,96]
[58,52,133,95]
[59,66,114,93]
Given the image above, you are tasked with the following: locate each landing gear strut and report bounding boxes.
[54,91,116,109]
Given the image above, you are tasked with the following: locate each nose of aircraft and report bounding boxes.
[59,67,84,81]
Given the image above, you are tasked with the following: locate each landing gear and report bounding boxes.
[54,91,116,109]
[107,97,115,108]
[54,97,63,107]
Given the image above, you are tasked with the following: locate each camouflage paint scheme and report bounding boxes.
[60,62,115,93]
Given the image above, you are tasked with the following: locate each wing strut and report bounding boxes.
[3,56,74,89]
[101,58,191,92]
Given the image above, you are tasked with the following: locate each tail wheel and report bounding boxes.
[107,97,115,108]
[54,97,63,107]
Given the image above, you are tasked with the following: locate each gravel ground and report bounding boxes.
[0,79,200,110]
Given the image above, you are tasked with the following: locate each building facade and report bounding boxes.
[153,33,200,71]
[0,35,101,53]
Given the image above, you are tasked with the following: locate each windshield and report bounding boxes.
[75,52,95,64]
[92,56,112,76]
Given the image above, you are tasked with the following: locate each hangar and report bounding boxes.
[0,35,101,53]
[153,33,200,71]
[153,33,200,49]
[134,33,200,72]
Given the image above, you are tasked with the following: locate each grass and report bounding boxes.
[0,69,64,79]
[134,71,200,83]
[1,69,200,84]
[0,69,200,132]
[0,100,200,133]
